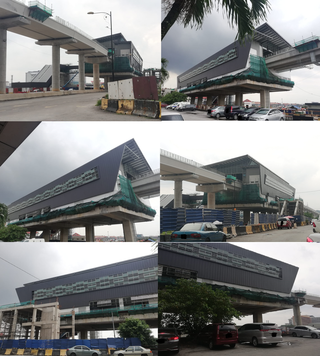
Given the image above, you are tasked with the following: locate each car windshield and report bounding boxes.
[255,109,269,115]
[308,326,318,330]
[180,222,203,231]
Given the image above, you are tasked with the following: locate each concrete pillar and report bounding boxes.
[42,230,50,242]
[253,312,263,323]
[93,63,100,90]
[243,210,251,225]
[122,220,136,242]
[52,44,61,91]
[218,95,226,106]
[60,228,69,242]
[78,54,85,91]
[80,330,87,339]
[235,93,243,106]
[260,89,270,108]
[85,224,95,242]
[30,307,37,339]
[71,310,75,339]
[30,231,36,238]
[104,76,109,91]
[0,311,3,329]
[207,192,216,209]
[9,309,18,339]
[0,28,7,94]
[293,304,302,325]
[174,180,183,208]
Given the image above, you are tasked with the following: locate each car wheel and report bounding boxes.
[205,237,211,242]
[311,333,318,338]
[216,113,220,119]
[280,117,284,121]
[292,332,297,337]
[92,353,98,356]
[70,353,76,356]
[252,337,259,347]
[222,236,227,242]
[229,344,236,349]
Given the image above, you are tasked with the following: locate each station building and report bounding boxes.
[177,23,294,109]
[0,255,157,339]
[7,139,158,242]
[159,243,300,323]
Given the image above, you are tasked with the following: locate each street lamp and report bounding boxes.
[87,11,115,82]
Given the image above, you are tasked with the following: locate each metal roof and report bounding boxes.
[254,23,292,53]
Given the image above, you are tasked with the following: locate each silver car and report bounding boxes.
[66,346,101,356]
[113,346,153,356]
[249,108,285,121]
[238,323,282,346]
[290,325,320,338]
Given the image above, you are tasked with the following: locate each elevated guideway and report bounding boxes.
[0,0,111,93]
[161,149,242,209]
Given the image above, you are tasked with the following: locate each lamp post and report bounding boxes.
[87,11,115,82]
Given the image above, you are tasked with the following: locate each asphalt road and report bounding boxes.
[230,224,312,242]
[177,336,320,356]
[0,93,159,121]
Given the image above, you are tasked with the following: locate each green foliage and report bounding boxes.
[161,58,170,85]
[161,91,187,105]
[0,225,28,242]
[159,279,241,336]
[0,203,8,228]
[162,0,270,42]
[96,99,102,106]
[118,318,156,347]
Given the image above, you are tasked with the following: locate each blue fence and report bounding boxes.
[0,338,140,350]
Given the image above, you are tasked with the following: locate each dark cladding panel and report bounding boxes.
[7,143,125,220]
[159,243,298,294]
[177,40,251,88]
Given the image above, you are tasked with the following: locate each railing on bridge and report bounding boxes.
[161,149,203,168]
[60,303,158,319]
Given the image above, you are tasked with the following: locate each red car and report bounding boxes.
[277,217,292,229]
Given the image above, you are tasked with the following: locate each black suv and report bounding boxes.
[224,105,246,120]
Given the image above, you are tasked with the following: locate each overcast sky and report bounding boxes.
[162,0,320,104]
[0,122,160,236]
[0,243,156,306]
[230,242,320,326]
[6,0,160,83]
[160,121,320,211]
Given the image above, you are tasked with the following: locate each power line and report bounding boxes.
[0,255,40,281]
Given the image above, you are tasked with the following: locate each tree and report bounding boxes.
[0,225,28,242]
[161,91,187,104]
[161,58,170,85]
[0,203,8,228]
[159,279,241,336]
[162,0,270,41]
[118,318,156,347]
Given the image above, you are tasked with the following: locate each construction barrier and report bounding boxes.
[246,226,253,234]
[231,226,237,236]
[101,98,108,110]
[17,350,25,355]
[236,226,248,235]
[132,100,160,119]
[116,100,134,115]
[106,99,118,113]
[45,350,53,356]
[4,350,11,355]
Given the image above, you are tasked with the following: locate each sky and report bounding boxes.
[160,121,320,211]
[162,0,320,104]
[0,122,160,237]
[6,0,160,83]
[230,242,320,326]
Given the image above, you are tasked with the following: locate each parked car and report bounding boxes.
[166,102,180,110]
[66,346,101,356]
[238,107,261,120]
[238,323,282,347]
[277,217,292,229]
[290,325,320,338]
[157,328,180,353]
[161,111,184,121]
[170,222,227,242]
[207,106,225,119]
[224,105,246,120]
[312,219,320,233]
[176,103,196,111]
[113,346,153,356]
[249,108,285,121]
[307,233,320,242]
[196,323,238,349]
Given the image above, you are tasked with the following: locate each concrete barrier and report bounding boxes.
[231,226,237,236]
[45,350,53,356]
[117,100,134,115]
[101,98,108,110]
[30,350,38,356]
[106,99,118,113]
[132,100,160,119]
[17,350,25,355]
[4,350,12,355]
[60,350,67,356]
[236,226,248,235]
[246,226,253,234]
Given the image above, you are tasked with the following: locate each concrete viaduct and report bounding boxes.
[0,0,111,94]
